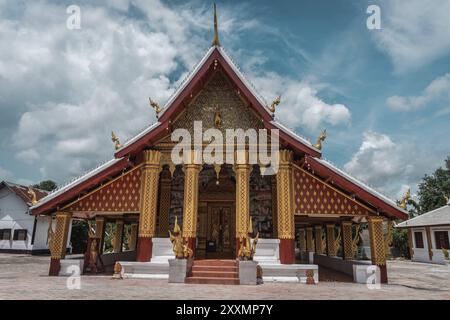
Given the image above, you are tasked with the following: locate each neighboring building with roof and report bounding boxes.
[396,200,450,265]
[0,181,72,254]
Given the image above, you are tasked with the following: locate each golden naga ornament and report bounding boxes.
[111,131,122,150]
[397,188,411,209]
[313,130,327,150]
[238,232,259,261]
[267,96,281,113]
[149,98,162,117]
[27,186,38,205]
[168,217,193,259]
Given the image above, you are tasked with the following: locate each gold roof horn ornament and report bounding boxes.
[149,98,162,118]
[111,131,122,150]
[313,129,327,150]
[397,188,411,209]
[267,95,281,114]
[211,3,220,47]
[27,186,38,205]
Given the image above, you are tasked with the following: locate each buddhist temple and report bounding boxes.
[30,4,408,285]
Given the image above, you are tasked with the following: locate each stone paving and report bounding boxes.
[0,254,449,300]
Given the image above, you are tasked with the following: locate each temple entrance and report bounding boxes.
[205,203,234,259]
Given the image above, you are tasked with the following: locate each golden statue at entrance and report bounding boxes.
[237,232,259,260]
[169,217,193,259]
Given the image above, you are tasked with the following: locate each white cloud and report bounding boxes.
[250,72,351,131]
[344,131,430,197]
[372,0,450,73]
[0,166,12,180]
[1,0,350,184]
[387,73,450,111]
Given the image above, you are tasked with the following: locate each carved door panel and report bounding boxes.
[207,203,234,258]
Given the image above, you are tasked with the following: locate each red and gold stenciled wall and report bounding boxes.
[292,165,371,216]
[67,167,142,213]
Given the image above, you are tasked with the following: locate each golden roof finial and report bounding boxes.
[397,188,411,209]
[111,131,122,150]
[313,130,327,150]
[267,96,281,113]
[211,3,220,47]
[27,186,38,205]
[149,97,162,118]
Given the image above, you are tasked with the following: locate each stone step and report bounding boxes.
[191,270,239,278]
[185,276,239,285]
[192,265,238,273]
[193,259,237,267]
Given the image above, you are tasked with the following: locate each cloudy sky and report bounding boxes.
[0,0,449,200]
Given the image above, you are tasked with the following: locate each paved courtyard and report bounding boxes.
[0,254,449,300]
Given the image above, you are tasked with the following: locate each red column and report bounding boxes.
[136,237,153,262]
[279,239,295,264]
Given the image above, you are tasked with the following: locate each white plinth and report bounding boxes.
[59,259,84,276]
[253,238,280,264]
[260,263,319,283]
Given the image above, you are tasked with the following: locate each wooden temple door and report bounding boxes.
[206,203,234,259]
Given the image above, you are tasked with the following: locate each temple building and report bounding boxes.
[30,6,408,284]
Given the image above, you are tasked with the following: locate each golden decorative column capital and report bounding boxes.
[298,228,306,251]
[326,224,337,256]
[276,149,295,240]
[50,212,72,260]
[314,226,324,254]
[139,149,162,238]
[235,150,251,239]
[113,220,124,253]
[341,221,353,260]
[182,159,201,239]
[368,216,386,266]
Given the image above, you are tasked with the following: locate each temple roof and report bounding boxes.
[30,6,408,220]
[396,202,450,228]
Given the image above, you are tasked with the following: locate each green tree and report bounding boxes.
[416,156,450,214]
[33,180,58,192]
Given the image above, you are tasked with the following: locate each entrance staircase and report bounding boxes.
[185,259,239,285]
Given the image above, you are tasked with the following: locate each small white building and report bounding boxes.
[396,200,450,265]
[0,181,72,254]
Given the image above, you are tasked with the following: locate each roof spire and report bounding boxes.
[211,3,220,47]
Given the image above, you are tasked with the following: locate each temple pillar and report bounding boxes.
[276,150,295,264]
[129,223,138,251]
[326,224,337,256]
[182,150,201,256]
[48,212,72,276]
[234,150,250,257]
[368,216,387,283]
[341,221,353,260]
[298,228,306,252]
[306,227,314,253]
[314,226,324,254]
[113,220,124,253]
[95,216,105,254]
[136,150,161,262]
[157,167,172,237]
